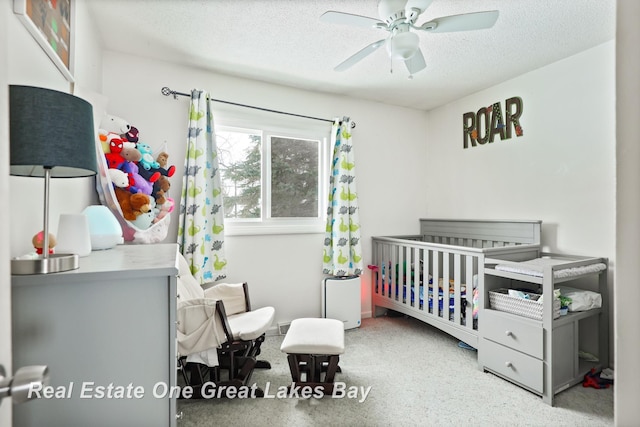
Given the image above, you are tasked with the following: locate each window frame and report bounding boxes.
[214,113,330,236]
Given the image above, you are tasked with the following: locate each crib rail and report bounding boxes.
[370,234,542,347]
[370,236,483,346]
[420,219,542,246]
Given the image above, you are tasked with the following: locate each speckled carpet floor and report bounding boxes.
[177,315,613,427]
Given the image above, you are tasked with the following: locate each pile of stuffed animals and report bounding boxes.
[99,114,175,230]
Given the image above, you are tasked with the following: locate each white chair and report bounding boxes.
[176,254,275,395]
[204,281,275,371]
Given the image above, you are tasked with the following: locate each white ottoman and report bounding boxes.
[280,318,345,394]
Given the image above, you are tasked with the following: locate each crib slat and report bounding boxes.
[415,248,422,310]
[432,250,440,318]
[375,243,382,296]
[377,242,384,297]
[409,246,420,307]
[443,252,449,321]
[383,243,390,298]
[375,243,381,296]
[390,243,396,299]
[453,253,461,326]
[465,254,475,331]
[423,247,430,313]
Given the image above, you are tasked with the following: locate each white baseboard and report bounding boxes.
[268,312,372,337]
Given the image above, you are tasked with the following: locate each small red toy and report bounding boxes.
[582,368,610,389]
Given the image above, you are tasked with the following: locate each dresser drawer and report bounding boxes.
[481,338,543,393]
[482,309,543,358]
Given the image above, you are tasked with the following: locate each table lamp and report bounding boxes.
[10,85,97,275]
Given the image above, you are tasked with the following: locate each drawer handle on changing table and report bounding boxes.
[505,330,513,337]
[505,362,513,368]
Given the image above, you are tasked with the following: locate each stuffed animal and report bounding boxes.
[106,132,124,154]
[137,152,174,184]
[131,210,155,230]
[104,152,125,170]
[108,168,131,189]
[154,197,174,223]
[122,126,139,143]
[122,162,155,195]
[152,175,171,204]
[155,152,176,177]
[105,147,142,170]
[136,142,160,170]
[32,231,56,255]
[101,113,131,135]
[98,129,111,153]
[114,187,151,221]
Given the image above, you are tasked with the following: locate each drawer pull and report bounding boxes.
[505,361,513,368]
[505,330,513,337]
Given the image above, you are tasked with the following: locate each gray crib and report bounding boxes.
[370,219,542,348]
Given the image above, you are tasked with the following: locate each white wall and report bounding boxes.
[425,41,616,362]
[425,41,615,257]
[2,0,102,423]
[100,50,428,323]
[7,1,103,257]
[0,2,11,425]
[615,1,640,424]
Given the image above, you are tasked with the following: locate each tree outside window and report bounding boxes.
[216,127,322,223]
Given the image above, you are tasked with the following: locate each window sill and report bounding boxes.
[224,223,325,236]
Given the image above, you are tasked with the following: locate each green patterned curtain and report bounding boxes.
[177,89,227,283]
[323,118,363,276]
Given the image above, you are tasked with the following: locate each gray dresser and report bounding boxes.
[480,254,609,406]
[12,243,179,427]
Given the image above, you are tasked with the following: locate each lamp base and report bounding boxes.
[11,253,79,275]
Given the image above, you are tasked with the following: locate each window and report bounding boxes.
[216,122,328,235]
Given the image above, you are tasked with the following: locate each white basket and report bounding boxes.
[489,288,560,320]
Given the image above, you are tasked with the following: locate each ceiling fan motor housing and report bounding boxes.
[378,0,408,25]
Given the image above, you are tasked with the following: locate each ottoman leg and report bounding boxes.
[324,355,340,383]
[287,354,302,382]
[286,353,342,395]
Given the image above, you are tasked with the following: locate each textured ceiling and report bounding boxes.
[87,0,616,111]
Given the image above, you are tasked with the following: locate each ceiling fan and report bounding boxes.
[321,0,499,77]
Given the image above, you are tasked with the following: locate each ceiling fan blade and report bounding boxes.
[405,0,434,15]
[321,11,384,29]
[334,39,387,72]
[405,48,426,75]
[422,10,499,33]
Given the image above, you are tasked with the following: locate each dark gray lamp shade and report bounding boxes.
[9,85,97,177]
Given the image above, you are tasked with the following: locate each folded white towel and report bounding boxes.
[558,286,602,311]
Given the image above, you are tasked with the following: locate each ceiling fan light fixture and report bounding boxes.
[387,31,419,60]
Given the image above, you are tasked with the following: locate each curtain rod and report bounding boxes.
[161,87,355,128]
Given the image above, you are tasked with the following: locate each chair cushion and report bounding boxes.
[176,254,205,301]
[227,306,275,341]
[280,318,345,355]
[204,283,247,316]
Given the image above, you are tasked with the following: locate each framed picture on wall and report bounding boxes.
[14,0,74,82]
